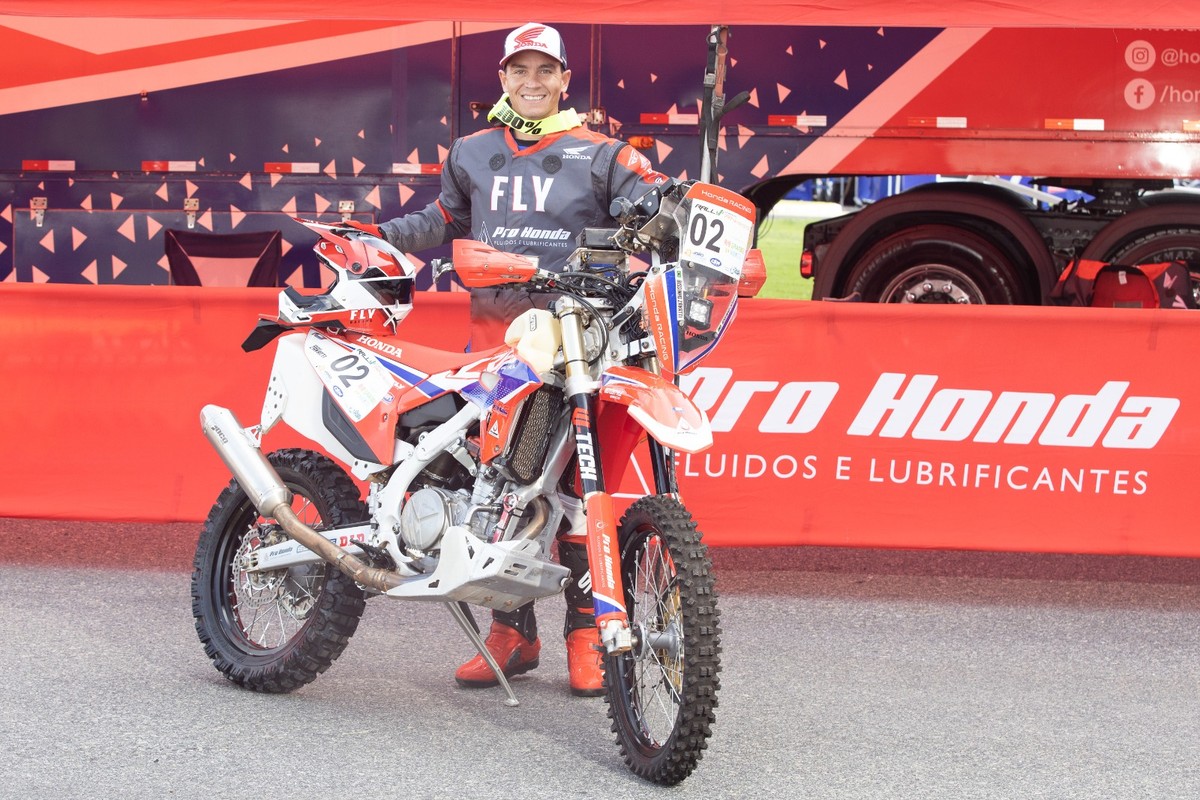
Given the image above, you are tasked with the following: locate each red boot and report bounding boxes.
[455,622,541,688]
[566,627,606,697]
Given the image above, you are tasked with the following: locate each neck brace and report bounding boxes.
[488,94,583,138]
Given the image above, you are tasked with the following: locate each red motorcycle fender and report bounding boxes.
[597,366,713,455]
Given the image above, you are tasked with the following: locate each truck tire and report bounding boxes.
[844,224,1026,304]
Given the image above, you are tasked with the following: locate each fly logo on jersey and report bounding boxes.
[491,175,553,212]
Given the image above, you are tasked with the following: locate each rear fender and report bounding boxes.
[598,366,712,454]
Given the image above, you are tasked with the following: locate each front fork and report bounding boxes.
[557,298,632,655]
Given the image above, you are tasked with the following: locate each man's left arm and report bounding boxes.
[603,142,671,208]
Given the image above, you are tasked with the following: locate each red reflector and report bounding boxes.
[800,250,814,279]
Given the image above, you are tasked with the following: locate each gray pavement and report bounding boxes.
[2,519,1199,799]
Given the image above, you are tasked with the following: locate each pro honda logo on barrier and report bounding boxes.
[681,368,1179,450]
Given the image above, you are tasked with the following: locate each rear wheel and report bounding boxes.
[844,223,1027,304]
[191,448,367,693]
[605,495,721,785]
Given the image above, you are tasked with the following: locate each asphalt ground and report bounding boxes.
[2,516,1199,799]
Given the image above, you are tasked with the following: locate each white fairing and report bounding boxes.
[259,332,360,467]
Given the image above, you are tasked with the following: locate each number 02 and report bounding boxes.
[331,353,370,387]
[688,212,724,252]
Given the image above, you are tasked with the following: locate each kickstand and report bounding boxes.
[445,602,519,707]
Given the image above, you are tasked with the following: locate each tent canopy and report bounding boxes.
[0,1,1192,29]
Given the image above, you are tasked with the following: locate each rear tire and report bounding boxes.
[191,448,367,693]
[845,224,1026,304]
[605,495,721,785]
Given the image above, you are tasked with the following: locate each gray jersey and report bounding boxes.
[379,124,669,272]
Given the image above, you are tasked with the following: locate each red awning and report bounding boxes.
[0,0,1193,29]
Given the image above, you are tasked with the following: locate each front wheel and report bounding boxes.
[605,495,722,785]
[191,448,368,693]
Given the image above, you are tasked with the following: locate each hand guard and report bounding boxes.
[340,219,385,238]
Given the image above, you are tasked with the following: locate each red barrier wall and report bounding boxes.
[3,284,1197,555]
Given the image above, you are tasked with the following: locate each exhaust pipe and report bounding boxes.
[200,405,290,517]
[200,405,402,592]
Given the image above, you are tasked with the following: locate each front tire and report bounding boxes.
[605,495,722,785]
[191,448,367,693]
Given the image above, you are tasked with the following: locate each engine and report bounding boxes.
[399,487,472,551]
[392,385,566,555]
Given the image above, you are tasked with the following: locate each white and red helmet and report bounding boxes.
[279,220,416,337]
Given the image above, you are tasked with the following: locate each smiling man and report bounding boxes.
[351,23,669,698]
[368,22,667,284]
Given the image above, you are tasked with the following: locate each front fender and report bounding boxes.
[598,366,712,454]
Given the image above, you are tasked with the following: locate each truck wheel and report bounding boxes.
[844,224,1026,304]
[1103,227,1200,305]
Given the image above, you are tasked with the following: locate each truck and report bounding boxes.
[2,10,1199,304]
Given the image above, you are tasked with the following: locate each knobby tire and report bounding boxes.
[191,448,367,693]
[605,495,722,785]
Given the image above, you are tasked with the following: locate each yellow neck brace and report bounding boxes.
[487,94,583,138]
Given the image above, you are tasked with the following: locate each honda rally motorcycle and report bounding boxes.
[193,178,764,785]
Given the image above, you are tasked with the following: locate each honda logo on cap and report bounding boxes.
[501,22,567,68]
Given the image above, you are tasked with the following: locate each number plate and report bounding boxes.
[304,330,393,421]
[682,200,754,278]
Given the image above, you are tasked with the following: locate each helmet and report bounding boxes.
[280,220,416,337]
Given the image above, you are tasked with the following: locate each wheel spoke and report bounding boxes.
[625,531,686,745]
[225,509,327,649]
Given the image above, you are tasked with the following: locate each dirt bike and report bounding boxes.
[192,178,764,785]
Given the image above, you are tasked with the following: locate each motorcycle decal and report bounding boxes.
[584,491,628,625]
[599,366,713,453]
[304,330,394,423]
[373,354,430,389]
[643,267,681,376]
[459,352,541,410]
[476,405,510,463]
[571,406,602,486]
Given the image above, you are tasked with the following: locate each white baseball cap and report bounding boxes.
[500,23,568,69]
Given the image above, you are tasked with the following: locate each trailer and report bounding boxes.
[2,5,1199,303]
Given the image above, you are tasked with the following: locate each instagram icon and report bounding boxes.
[1126,40,1156,72]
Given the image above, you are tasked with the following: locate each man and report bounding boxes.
[350,23,669,697]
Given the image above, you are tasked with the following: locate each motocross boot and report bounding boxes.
[454,603,541,689]
[559,538,606,697]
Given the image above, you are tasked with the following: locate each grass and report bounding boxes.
[755,212,815,301]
